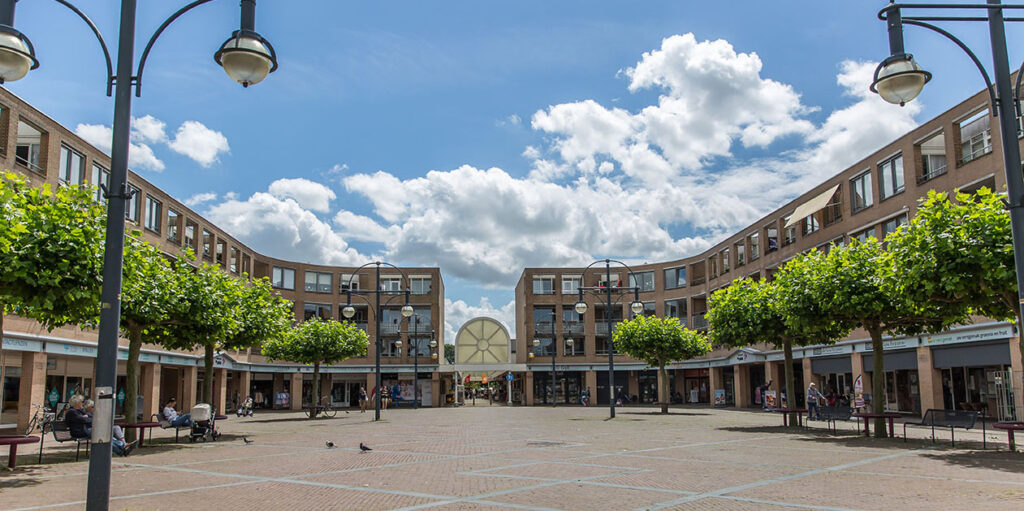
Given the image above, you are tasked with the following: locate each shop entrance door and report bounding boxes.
[992,370,1018,421]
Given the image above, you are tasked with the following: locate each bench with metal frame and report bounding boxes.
[152,413,190,442]
[818,406,854,434]
[903,409,985,448]
[42,421,90,461]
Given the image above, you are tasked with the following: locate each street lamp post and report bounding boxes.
[574,259,644,419]
[407,315,428,409]
[532,312,570,407]
[871,3,1024,417]
[342,262,414,421]
[0,1,277,507]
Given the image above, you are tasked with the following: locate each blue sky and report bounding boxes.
[7,1,1022,340]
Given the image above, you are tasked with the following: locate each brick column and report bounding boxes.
[238,371,252,400]
[585,370,597,403]
[213,368,228,413]
[851,353,870,396]
[431,371,441,407]
[801,358,813,407]
[16,351,47,432]
[141,362,162,419]
[916,346,942,416]
[181,366,198,410]
[710,366,723,407]
[734,365,750,407]
[525,371,534,406]
[765,361,781,392]
[290,372,303,411]
[1010,337,1023,421]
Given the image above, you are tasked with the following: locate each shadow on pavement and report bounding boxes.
[0,464,46,488]
[920,449,1024,473]
[619,411,712,416]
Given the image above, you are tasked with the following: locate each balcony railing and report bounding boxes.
[595,322,622,335]
[690,276,706,286]
[380,323,400,335]
[917,165,947,184]
[562,322,584,335]
[690,315,708,330]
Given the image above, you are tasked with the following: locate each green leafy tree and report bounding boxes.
[444,343,455,363]
[118,238,179,434]
[613,315,711,413]
[779,241,963,436]
[707,277,845,422]
[262,319,368,414]
[888,188,1017,350]
[0,172,105,340]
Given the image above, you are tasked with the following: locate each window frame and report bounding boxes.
[850,171,873,214]
[878,154,905,201]
[125,184,141,223]
[272,266,296,290]
[304,271,333,293]
[58,144,86,186]
[532,276,555,295]
[143,194,162,234]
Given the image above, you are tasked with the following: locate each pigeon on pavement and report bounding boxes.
[359,442,372,452]
[242,437,254,445]
[326,441,335,448]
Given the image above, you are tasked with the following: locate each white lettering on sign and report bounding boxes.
[922,326,1013,346]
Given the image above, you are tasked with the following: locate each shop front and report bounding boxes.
[811,355,853,403]
[532,370,584,405]
[596,371,629,406]
[932,340,1013,417]
[863,350,920,414]
[682,368,709,404]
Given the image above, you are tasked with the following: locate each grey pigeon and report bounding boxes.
[326,441,335,448]
[359,442,372,452]
[242,437,253,445]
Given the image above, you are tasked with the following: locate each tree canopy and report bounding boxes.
[613,315,710,413]
[262,319,368,412]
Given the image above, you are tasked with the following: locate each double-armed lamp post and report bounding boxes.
[869,1,1024,366]
[0,1,276,508]
[573,259,644,419]
[401,316,437,409]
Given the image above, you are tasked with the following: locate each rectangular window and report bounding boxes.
[91,164,109,202]
[303,302,332,321]
[58,145,85,185]
[561,276,581,293]
[167,209,181,243]
[340,274,360,291]
[720,249,730,273]
[783,218,797,246]
[918,132,947,183]
[959,110,991,164]
[230,247,239,273]
[641,302,656,317]
[709,257,718,278]
[125,184,140,222]
[665,299,687,323]
[533,276,554,294]
[215,240,226,265]
[380,277,402,291]
[882,214,909,240]
[749,233,760,261]
[410,277,431,295]
[241,254,251,276]
[879,155,905,200]
[15,120,44,174]
[765,226,778,253]
[853,228,875,244]
[184,220,197,250]
[304,271,333,293]
[144,195,162,234]
[272,266,295,290]
[735,242,745,266]
[663,267,686,289]
[850,171,873,213]
[802,215,819,236]
[628,271,655,292]
[202,229,213,259]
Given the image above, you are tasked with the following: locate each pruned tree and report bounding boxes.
[262,319,368,415]
[613,315,711,413]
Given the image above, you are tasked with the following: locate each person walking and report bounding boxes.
[358,386,368,413]
[806,383,825,420]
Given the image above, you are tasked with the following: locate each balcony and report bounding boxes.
[380,323,400,335]
[691,276,706,286]
[690,315,708,330]
[595,322,621,335]
[562,321,584,335]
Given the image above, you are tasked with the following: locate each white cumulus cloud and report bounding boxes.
[74,123,166,172]
[444,297,516,344]
[184,192,218,207]
[168,121,230,167]
[268,178,337,213]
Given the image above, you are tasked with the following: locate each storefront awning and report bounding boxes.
[862,350,917,372]
[932,341,1010,369]
[811,355,852,375]
[784,185,840,228]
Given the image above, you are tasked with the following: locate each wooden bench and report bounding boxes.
[818,406,854,435]
[0,435,39,469]
[903,409,985,448]
[153,414,189,442]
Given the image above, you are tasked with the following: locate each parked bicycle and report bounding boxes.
[25,403,54,436]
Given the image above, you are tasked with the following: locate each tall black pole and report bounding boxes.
[87,1,136,508]
[374,262,382,421]
[605,259,615,419]
[987,1,1024,351]
[551,314,556,407]
[413,315,419,409]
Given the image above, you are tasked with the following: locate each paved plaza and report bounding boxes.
[2,405,1024,510]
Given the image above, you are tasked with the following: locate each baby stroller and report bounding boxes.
[189,403,220,442]
[236,396,254,417]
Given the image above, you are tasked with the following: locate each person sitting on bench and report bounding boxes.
[163,397,192,427]
[83,399,138,456]
[66,395,92,439]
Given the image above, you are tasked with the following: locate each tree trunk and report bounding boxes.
[312,362,321,419]
[202,345,214,405]
[123,324,143,442]
[868,324,888,438]
[783,339,796,426]
[659,364,669,414]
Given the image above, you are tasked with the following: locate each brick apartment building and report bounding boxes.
[515,83,1024,418]
[0,86,447,433]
